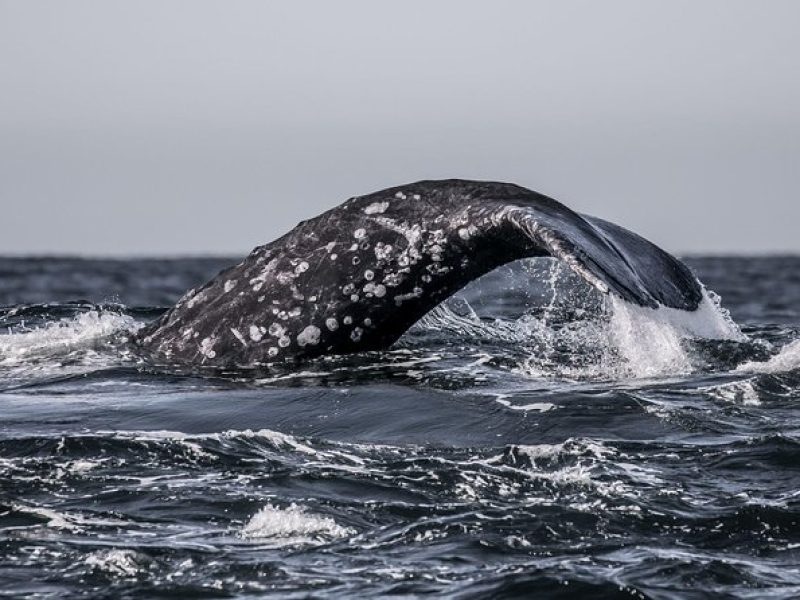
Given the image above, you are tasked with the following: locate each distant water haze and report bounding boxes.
[1,0,798,255]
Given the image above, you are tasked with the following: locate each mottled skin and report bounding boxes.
[137,180,702,366]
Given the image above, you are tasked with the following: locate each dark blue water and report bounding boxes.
[1,256,799,599]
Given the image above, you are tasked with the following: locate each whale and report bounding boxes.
[136,180,702,365]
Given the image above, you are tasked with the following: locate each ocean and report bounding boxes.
[0,255,798,598]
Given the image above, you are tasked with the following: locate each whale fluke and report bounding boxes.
[136,180,702,365]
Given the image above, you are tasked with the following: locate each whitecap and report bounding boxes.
[241,503,354,546]
[736,339,800,374]
[85,549,146,577]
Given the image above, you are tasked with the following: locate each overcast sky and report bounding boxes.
[1,1,798,256]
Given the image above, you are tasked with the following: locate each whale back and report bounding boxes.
[137,180,702,365]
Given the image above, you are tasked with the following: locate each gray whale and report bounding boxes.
[137,180,702,365]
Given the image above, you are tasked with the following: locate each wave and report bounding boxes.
[0,306,141,389]
[1,261,795,386]
[3,425,798,595]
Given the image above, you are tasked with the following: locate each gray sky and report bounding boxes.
[1,0,798,256]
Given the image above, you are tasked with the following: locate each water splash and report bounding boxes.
[0,309,139,365]
[0,307,141,387]
[416,260,744,381]
[602,289,744,379]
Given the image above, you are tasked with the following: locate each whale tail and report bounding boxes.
[496,203,701,310]
[136,180,703,365]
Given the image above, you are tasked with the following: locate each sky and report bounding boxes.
[1,0,798,256]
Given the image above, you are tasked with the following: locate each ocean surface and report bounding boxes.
[1,255,799,599]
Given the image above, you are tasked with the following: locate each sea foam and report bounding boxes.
[241,503,354,546]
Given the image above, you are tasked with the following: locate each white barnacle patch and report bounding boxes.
[289,307,302,318]
[325,317,339,331]
[374,242,393,261]
[350,327,363,342]
[412,194,421,200]
[394,191,407,200]
[350,294,360,302]
[252,282,264,292]
[353,228,366,240]
[200,337,216,359]
[458,227,471,240]
[297,325,321,347]
[363,281,387,298]
[330,253,338,261]
[268,323,285,337]
[394,287,423,306]
[383,273,403,287]
[352,256,361,265]
[249,258,279,287]
[363,318,372,326]
[343,316,353,325]
[180,288,196,304]
[364,270,374,281]
[430,229,447,243]
[249,325,264,342]
[325,241,337,253]
[186,290,206,309]
[343,283,356,295]
[224,280,237,293]
[230,328,247,347]
[276,271,295,285]
[294,261,309,274]
[426,262,452,277]
[278,335,291,348]
[268,347,279,358]
[257,295,265,302]
[364,201,389,215]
